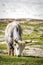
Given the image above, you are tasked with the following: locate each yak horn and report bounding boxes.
[13,39,32,44]
[14,39,25,44]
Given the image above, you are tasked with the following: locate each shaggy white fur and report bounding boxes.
[5,21,22,56]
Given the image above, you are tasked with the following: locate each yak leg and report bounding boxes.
[8,48,11,55]
[8,48,14,56]
[8,43,14,56]
[8,49,14,56]
[11,49,14,56]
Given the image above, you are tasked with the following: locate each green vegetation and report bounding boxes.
[0,31,4,34]
[0,55,43,65]
[29,32,41,38]
[22,34,29,40]
[0,44,7,50]
[21,22,40,27]
[0,22,8,26]
[0,22,8,30]
[32,41,43,45]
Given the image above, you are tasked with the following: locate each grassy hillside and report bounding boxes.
[0,21,43,65]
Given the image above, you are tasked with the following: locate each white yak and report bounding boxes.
[5,21,32,56]
[5,21,22,56]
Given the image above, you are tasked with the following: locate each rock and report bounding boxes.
[22,46,43,57]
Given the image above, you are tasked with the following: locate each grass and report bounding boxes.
[29,32,41,38]
[0,31,4,34]
[0,22,8,26]
[32,41,43,45]
[0,22,8,30]
[0,40,5,42]
[22,34,29,40]
[0,44,7,50]
[0,55,43,65]
[22,33,43,39]
[21,22,40,27]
